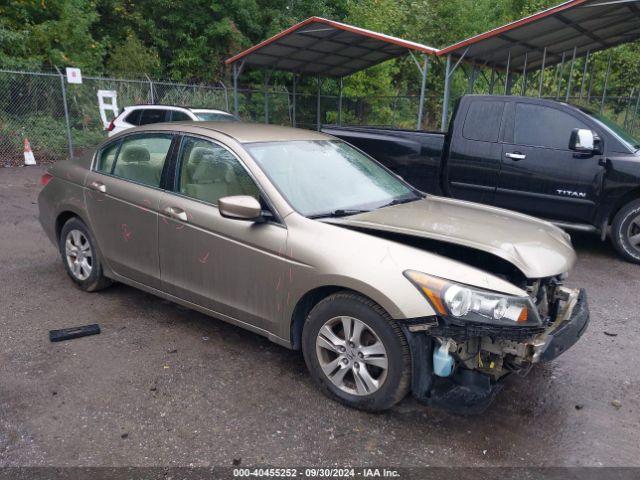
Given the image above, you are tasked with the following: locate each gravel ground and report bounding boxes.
[0,165,638,467]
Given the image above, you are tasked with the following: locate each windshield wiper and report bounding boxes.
[308,209,370,219]
[378,196,421,209]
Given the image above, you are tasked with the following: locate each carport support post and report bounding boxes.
[587,60,595,104]
[233,63,238,117]
[292,74,297,128]
[538,47,547,98]
[467,61,476,94]
[601,53,612,114]
[489,66,496,95]
[555,51,565,100]
[521,52,528,96]
[504,50,511,95]
[579,50,590,101]
[441,55,452,131]
[338,77,343,126]
[417,55,429,130]
[54,66,74,160]
[565,46,577,102]
[263,69,271,124]
[316,75,321,131]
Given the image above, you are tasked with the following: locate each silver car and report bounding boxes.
[38,122,589,412]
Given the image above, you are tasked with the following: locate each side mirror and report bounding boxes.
[570,128,600,154]
[218,195,264,221]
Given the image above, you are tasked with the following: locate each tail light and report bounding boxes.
[40,173,53,186]
[106,119,116,132]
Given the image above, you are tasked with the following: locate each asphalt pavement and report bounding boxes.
[0,165,638,467]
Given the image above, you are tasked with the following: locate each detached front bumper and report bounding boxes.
[534,288,589,363]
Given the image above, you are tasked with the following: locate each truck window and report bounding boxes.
[514,103,588,150]
[462,100,504,143]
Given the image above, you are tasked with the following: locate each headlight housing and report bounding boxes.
[404,270,541,327]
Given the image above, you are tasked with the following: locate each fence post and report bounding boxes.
[54,66,74,160]
[219,82,229,111]
[145,74,155,103]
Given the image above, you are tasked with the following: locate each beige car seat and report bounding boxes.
[114,145,160,186]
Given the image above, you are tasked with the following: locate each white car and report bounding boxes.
[106,105,239,136]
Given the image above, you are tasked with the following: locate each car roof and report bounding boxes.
[123,104,231,114]
[130,122,333,143]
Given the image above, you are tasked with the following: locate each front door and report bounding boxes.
[494,102,604,223]
[158,135,288,332]
[84,132,175,288]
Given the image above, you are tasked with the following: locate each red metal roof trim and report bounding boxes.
[225,16,438,65]
[437,0,591,56]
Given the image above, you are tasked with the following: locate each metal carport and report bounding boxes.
[437,0,640,129]
[225,17,438,130]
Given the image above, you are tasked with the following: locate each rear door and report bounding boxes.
[495,101,604,223]
[445,98,506,204]
[84,132,176,288]
[158,134,288,332]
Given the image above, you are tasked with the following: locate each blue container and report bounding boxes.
[433,342,455,377]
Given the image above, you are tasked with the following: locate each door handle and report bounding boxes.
[505,152,526,161]
[90,180,106,193]
[165,206,188,222]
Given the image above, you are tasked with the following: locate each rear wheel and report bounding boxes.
[611,200,640,264]
[59,217,112,291]
[302,292,410,412]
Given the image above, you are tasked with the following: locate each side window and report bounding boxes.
[124,109,142,126]
[96,141,119,173]
[170,110,192,121]
[462,100,505,142]
[112,134,173,187]
[178,137,260,205]
[514,103,589,150]
[139,109,167,125]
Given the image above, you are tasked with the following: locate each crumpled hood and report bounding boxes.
[325,196,576,279]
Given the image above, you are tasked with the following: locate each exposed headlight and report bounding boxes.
[404,270,541,327]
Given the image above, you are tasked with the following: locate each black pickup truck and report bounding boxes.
[322,95,640,264]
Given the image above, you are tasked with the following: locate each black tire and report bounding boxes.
[611,200,640,264]
[302,292,411,412]
[59,217,112,292]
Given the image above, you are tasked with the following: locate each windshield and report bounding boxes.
[194,112,238,122]
[578,107,640,152]
[246,140,420,217]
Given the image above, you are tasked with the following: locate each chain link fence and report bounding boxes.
[1,68,638,167]
[0,69,439,166]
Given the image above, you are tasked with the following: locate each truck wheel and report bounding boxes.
[611,200,640,264]
[302,292,411,412]
[59,217,112,291]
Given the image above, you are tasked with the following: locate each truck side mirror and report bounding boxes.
[569,128,601,154]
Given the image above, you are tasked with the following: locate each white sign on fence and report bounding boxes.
[97,90,119,128]
[66,67,82,84]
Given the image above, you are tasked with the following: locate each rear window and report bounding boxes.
[124,109,142,126]
[139,109,168,125]
[96,141,119,173]
[170,110,192,121]
[462,100,504,143]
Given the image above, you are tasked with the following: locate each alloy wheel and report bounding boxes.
[315,316,388,396]
[627,214,640,254]
[65,229,93,281]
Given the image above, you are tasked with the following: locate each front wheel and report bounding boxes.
[611,200,640,264]
[302,292,411,412]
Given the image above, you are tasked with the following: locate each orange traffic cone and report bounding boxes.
[23,138,36,166]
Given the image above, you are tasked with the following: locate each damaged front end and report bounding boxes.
[400,273,589,414]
